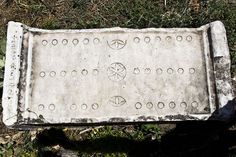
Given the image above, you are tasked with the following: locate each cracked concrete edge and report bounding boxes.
[2,21,23,127]
[210,21,234,108]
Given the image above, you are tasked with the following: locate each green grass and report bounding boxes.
[0,0,236,156]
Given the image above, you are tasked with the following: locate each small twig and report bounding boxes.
[79,126,103,135]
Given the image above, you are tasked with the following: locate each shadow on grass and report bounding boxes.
[35,100,236,157]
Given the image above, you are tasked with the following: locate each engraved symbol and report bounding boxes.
[107,39,127,50]
[109,96,126,107]
[107,62,126,81]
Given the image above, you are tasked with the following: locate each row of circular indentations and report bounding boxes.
[39,68,195,78]
[133,35,192,43]
[38,101,198,111]
[42,38,100,46]
[38,103,99,111]
[41,35,193,46]
[134,68,195,74]
[39,69,99,77]
[135,101,198,109]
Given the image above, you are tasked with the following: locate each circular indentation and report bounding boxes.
[81,69,88,76]
[42,40,48,46]
[109,96,126,107]
[144,37,151,43]
[180,102,187,108]
[60,71,66,77]
[8,89,12,94]
[135,102,142,109]
[38,104,44,111]
[156,68,163,74]
[70,104,77,110]
[49,71,56,77]
[191,101,198,108]
[39,71,46,77]
[72,39,79,45]
[186,35,192,42]
[167,68,174,74]
[92,69,99,75]
[133,37,140,43]
[81,104,88,110]
[189,68,195,74]
[157,102,165,109]
[52,39,58,45]
[107,62,126,81]
[146,102,153,109]
[145,68,151,74]
[133,68,140,74]
[83,38,89,44]
[92,103,99,110]
[177,68,184,74]
[166,36,172,41]
[169,102,176,109]
[71,70,77,77]
[176,36,183,41]
[49,104,55,111]
[155,36,161,41]
[62,39,68,45]
[93,38,100,44]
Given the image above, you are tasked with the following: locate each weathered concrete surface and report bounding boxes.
[2,21,234,128]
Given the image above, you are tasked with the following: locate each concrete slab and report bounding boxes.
[2,21,234,128]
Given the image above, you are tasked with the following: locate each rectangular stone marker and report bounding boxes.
[2,21,234,128]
